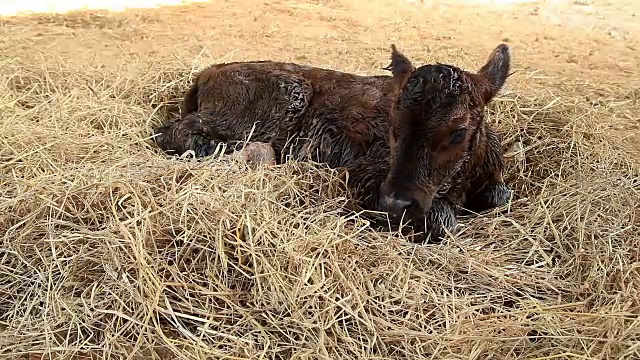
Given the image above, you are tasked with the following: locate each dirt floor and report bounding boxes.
[1,0,639,359]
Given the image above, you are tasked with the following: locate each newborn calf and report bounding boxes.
[153,44,513,242]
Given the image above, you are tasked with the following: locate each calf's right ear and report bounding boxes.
[476,43,511,103]
[383,44,414,90]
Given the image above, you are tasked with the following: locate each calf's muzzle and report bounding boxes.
[381,187,434,218]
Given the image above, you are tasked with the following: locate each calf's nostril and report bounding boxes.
[395,198,413,211]
[383,194,414,214]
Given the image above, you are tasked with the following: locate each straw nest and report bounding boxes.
[0,48,639,359]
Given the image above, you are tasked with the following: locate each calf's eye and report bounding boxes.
[449,128,467,144]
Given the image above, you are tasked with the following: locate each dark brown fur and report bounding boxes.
[152,44,513,243]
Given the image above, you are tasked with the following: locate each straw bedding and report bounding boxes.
[1,38,639,359]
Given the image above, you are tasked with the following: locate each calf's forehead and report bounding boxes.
[416,64,467,92]
[400,65,473,107]
[394,63,480,130]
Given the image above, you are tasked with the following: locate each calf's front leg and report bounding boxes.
[465,178,512,214]
[415,198,458,244]
[464,129,512,214]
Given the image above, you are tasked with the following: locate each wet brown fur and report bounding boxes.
[152,44,513,243]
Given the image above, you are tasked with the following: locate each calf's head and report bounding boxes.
[381,44,511,218]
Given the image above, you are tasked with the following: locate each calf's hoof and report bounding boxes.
[465,182,512,214]
[186,136,220,158]
[489,182,512,208]
[233,142,276,168]
[151,123,174,152]
[410,200,458,244]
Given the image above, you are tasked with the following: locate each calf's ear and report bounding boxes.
[476,43,511,104]
[383,44,414,90]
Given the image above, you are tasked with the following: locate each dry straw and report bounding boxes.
[0,43,639,359]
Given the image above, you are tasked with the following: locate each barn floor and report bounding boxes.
[2,0,639,145]
[1,0,639,359]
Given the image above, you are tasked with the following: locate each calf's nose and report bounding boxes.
[383,194,415,216]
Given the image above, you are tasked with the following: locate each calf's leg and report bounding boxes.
[340,152,458,244]
[465,178,511,214]
[232,142,276,167]
[416,199,458,244]
[380,199,457,244]
[152,113,234,158]
[463,129,512,213]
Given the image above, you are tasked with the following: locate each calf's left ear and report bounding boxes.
[476,43,511,104]
[383,44,414,90]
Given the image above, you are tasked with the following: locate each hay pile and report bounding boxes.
[0,49,639,359]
